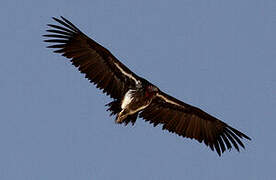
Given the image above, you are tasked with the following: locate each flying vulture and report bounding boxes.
[44,16,251,156]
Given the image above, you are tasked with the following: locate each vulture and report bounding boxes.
[44,16,251,156]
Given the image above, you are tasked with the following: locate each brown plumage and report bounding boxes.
[44,16,251,156]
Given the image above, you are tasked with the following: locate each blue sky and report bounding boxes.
[0,0,275,179]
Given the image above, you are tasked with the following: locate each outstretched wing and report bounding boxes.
[140,91,251,156]
[44,16,140,99]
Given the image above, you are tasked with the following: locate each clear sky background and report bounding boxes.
[0,0,275,179]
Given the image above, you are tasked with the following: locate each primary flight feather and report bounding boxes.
[44,16,251,156]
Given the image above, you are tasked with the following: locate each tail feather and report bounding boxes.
[123,113,138,126]
[106,100,138,126]
[106,100,121,116]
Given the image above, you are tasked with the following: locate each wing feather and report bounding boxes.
[140,91,251,156]
[44,16,141,99]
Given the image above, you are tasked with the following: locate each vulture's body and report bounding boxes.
[44,16,251,156]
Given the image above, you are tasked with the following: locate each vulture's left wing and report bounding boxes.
[44,16,141,100]
[140,91,251,156]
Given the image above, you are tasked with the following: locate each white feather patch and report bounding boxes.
[121,90,136,109]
